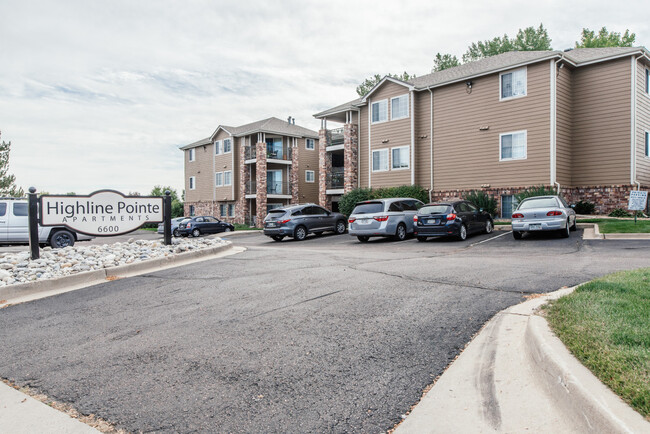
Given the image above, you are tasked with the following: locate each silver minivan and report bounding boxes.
[348,198,424,242]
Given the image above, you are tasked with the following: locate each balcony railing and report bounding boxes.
[245,180,292,195]
[244,145,256,160]
[329,128,344,146]
[244,145,293,161]
[327,168,345,189]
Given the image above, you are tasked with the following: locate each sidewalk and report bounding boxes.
[396,286,650,433]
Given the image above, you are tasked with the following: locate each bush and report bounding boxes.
[609,208,632,218]
[338,185,430,217]
[573,200,596,215]
[514,185,559,203]
[462,190,497,217]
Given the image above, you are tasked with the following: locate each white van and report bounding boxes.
[0,198,93,248]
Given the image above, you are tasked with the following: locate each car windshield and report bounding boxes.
[352,202,384,214]
[518,198,558,210]
[419,205,452,215]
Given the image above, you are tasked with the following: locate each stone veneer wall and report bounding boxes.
[343,123,358,193]
[236,139,250,225]
[318,129,332,210]
[184,201,214,217]
[432,184,649,216]
[255,141,267,228]
[291,138,300,204]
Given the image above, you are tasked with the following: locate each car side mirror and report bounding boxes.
[570,204,575,209]
[479,208,484,213]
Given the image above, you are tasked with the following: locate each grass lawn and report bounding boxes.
[545,269,650,420]
[140,227,157,231]
[495,218,650,233]
[233,223,261,231]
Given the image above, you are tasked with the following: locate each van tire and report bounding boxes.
[50,230,75,248]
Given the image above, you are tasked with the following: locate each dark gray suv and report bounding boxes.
[263,204,347,241]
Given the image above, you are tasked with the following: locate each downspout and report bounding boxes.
[212,141,216,216]
[550,59,558,193]
[632,55,643,189]
[368,97,372,188]
[357,110,361,189]
[410,90,415,185]
[428,88,433,202]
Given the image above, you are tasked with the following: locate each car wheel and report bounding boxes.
[560,222,570,238]
[191,228,201,237]
[484,219,494,234]
[570,218,577,231]
[417,236,427,242]
[294,225,307,241]
[224,227,232,232]
[394,223,407,241]
[173,228,180,237]
[457,224,467,241]
[357,236,369,243]
[271,235,284,242]
[50,230,75,248]
[335,220,346,235]
[513,231,523,240]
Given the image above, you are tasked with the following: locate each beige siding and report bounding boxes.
[359,105,369,188]
[636,60,650,185]
[184,143,214,203]
[556,66,572,186]
[297,137,320,204]
[572,58,631,185]
[433,62,551,190]
[414,91,432,188]
[367,81,412,187]
[214,129,235,201]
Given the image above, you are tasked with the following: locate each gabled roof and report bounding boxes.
[179,137,211,150]
[313,98,362,118]
[562,46,647,65]
[360,76,415,102]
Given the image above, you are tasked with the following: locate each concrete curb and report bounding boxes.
[0,243,234,304]
[525,311,650,433]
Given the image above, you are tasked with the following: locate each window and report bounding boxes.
[228,204,235,217]
[371,99,388,124]
[189,176,196,190]
[266,137,284,159]
[500,68,527,100]
[223,138,232,153]
[305,170,315,183]
[501,195,519,218]
[189,205,195,216]
[391,146,410,169]
[224,171,232,186]
[13,202,27,216]
[500,131,527,161]
[214,140,221,155]
[391,94,409,120]
[220,204,227,216]
[0,203,6,216]
[388,202,403,212]
[306,138,315,150]
[465,202,478,212]
[188,148,195,161]
[372,149,389,172]
[646,131,649,157]
[215,172,223,187]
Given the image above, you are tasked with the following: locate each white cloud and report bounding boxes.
[0,0,648,195]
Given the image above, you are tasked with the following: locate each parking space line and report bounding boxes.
[470,231,512,247]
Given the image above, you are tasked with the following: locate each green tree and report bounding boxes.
[356,71,416,97]
[575,27,636,48]
[462,24,552,62]
[0,131,24,197]
[432,53,461,72]
[150,185,184,218]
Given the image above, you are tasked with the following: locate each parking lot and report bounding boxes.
[1,229,650,432]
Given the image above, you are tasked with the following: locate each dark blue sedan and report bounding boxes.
[178,216,234,237]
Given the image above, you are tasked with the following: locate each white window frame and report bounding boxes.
[499,67,527,101]
[223,138,232,154]
[215,172,223,187]
[188,148,195,162]
[305,138,315,150]
[499,130,527,161]
[645,67,649,96]
[228,203,235,217]
[219,204,227,216]
[372,148,389,172]
[305,170,315,183]
[189,176,196,190]
[645,130,649,158]
[391,146,410,170]
[224,170,232,186]
[214,140,221,155]
[371,99,388,124]
[390,94,409,120]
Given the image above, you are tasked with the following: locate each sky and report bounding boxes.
[1,0,648,196]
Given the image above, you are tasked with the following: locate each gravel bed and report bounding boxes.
[0,237,229,287]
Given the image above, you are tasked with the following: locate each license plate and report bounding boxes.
[357,219,372,225]
[427,219,439,225]
[267,222,276,227]
[529,224,542,231]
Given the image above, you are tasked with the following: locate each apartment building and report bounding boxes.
[314,47,650,216]
[181,117,320,226]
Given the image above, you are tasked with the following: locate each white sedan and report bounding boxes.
[511,196,577,239]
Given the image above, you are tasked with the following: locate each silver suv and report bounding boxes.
[348,198,424,242]
[0,198,93,248]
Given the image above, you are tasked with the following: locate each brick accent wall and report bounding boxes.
[255,141,267,228]
[291,137,300,204]
[343,123,358,193]
[184,201,214,217]
[318,129,332,210]
[236,140,250,224]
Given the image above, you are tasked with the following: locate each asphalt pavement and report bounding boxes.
[1,229,649,432]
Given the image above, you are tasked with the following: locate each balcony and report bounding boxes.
[244,145,293,164]
[326,128,345,151]
[245,181,292,197]
[327,168,345,190]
